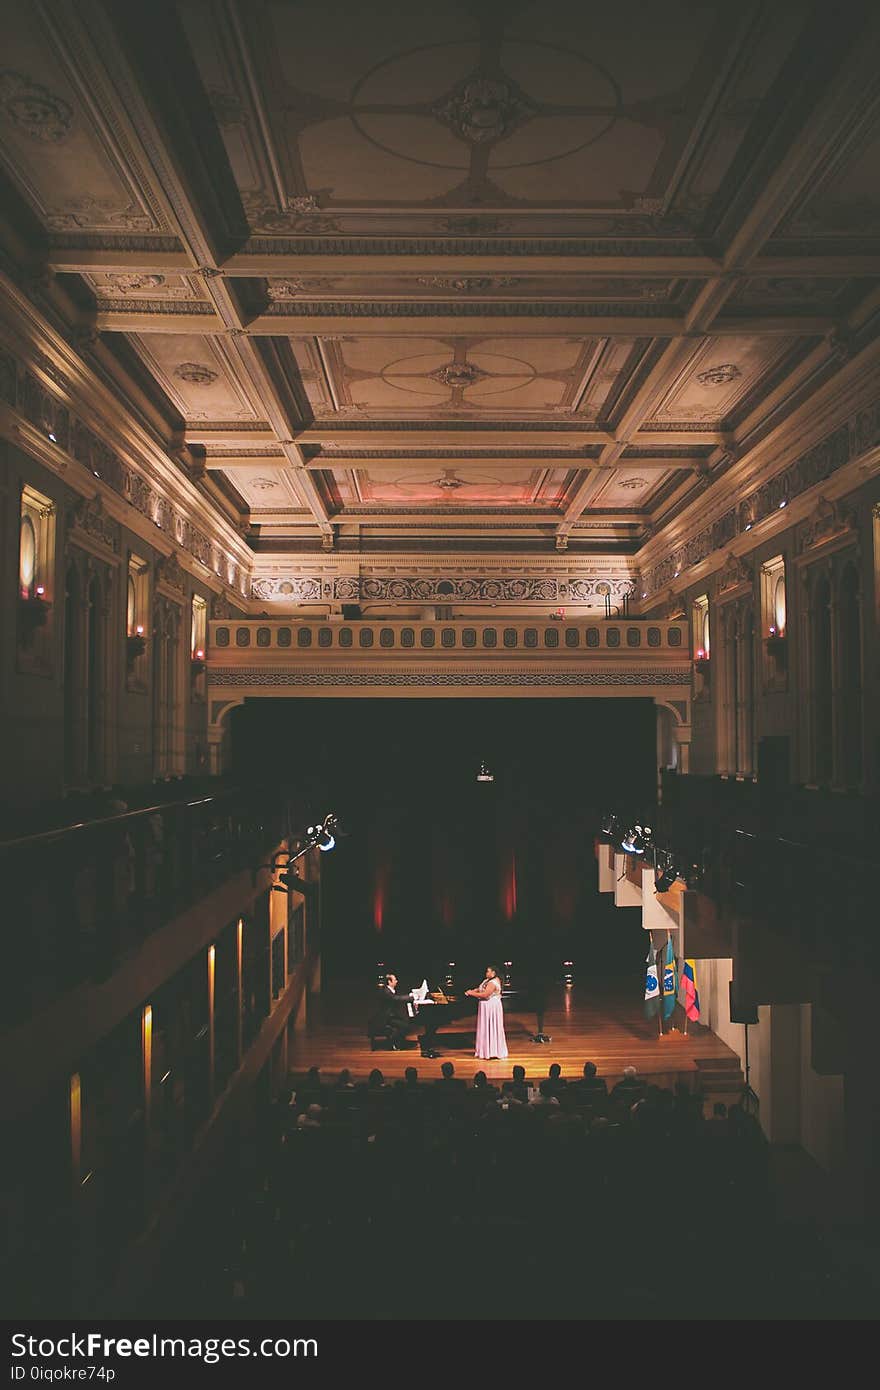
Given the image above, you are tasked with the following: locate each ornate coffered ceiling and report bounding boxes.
[2,0,879,568]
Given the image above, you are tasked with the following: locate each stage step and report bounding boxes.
[694,1055,745,1094]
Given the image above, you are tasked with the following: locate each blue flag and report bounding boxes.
[644,942,660,1018]
[661,936,678,1020]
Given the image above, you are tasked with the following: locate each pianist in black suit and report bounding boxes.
[369,973,412,1050]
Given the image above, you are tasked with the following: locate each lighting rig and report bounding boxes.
[256,813,340,893]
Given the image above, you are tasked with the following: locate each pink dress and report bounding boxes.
[474,978,508,1060]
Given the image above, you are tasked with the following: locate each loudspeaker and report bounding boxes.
[729,982,758,1025]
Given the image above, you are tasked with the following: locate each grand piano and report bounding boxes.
[409,983,529,1056]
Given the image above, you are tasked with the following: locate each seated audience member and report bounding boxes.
[436,1061,467,1092]
[576,1060,608,1100]
[611,1065,646,1103]
[471,1070,499,1102]
[300,1066,324,1102]
[545,1062,567,1097]
[501,1064,530,1104]
[296,1103,322,1129]
[528,1079,560,1108]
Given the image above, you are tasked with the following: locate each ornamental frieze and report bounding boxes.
[249,573,636,604]
[642,403,880,599]
[252,576,324,602]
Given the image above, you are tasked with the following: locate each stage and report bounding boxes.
[289,978,744,1101]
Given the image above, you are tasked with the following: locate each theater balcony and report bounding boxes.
[0,781,323,1318]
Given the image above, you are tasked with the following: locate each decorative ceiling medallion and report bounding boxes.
[106,273,165,294]
[174,362,218,385]
[0,71,73,142]
[696,363,741,387]
[431,469,466,491]
[432,73,536,145]
[618,477,649,490]
[416,275,518,293]
[250,478,279,491]
[430,362,487,388]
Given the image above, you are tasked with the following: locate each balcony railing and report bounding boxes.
[0,785,291,1029]
[209,618,689,657]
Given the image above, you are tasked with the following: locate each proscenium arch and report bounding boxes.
[207,686,692,775]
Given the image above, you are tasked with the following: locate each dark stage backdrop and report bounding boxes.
[230,697,655,983]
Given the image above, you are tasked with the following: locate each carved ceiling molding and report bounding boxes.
[0,340,250,597]
[241,237,702,258]
[641,394,880,600]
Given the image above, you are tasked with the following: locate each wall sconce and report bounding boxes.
[18,586,52,646]
[694,648,711,675]
[126,624,147,669]
[191,646,206,677]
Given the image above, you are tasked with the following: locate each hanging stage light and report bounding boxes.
[260,812,340,891]
[621,820,655,855]
[621,826,645,855]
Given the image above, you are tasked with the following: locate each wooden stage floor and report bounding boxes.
[289,978,744,1097]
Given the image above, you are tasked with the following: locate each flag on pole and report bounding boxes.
[644,941,660,1018]
[661,936,678,1020]
[678,958,700,1021]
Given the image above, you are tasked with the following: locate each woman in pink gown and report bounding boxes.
[467,965,508,1061]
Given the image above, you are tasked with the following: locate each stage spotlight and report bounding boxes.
[476,761,494,783]
[621,827,645,854]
